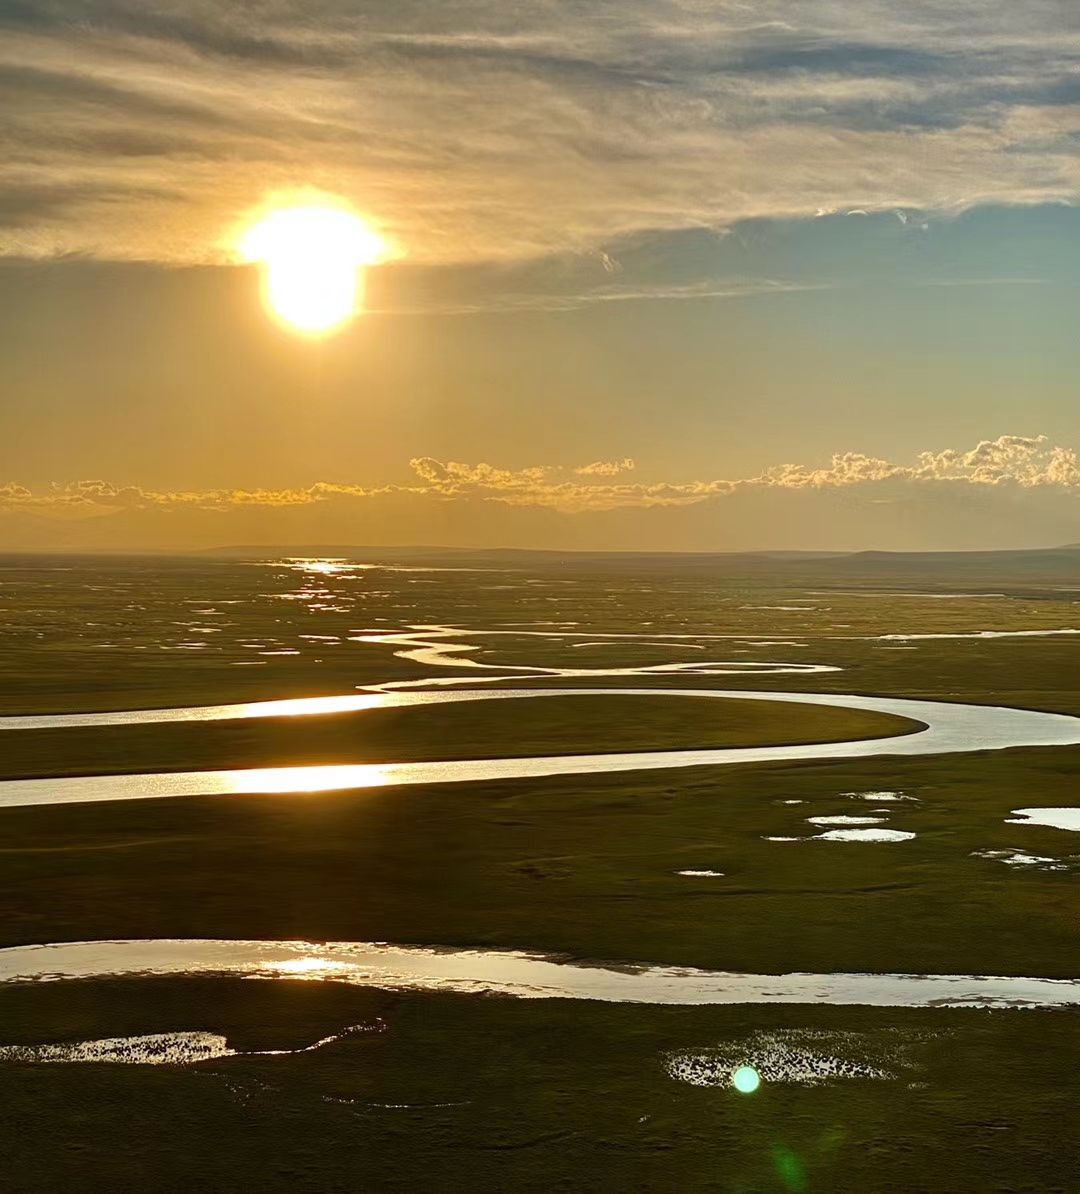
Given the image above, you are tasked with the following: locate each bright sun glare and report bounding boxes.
[240,204,386,335]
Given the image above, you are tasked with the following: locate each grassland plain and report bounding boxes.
[0,553,1078,1191]
[0,696,919,778]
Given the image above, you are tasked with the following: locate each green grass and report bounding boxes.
[1,555,1078,1190]
[0,694,918,779]
[1,746,1077,978]
[0,980,1076,1192]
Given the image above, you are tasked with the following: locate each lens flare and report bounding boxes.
[732,1065,761,1093]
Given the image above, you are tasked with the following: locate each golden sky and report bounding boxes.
[3,2,1080,550]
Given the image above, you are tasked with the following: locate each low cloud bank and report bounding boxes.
[4,435,1077,522]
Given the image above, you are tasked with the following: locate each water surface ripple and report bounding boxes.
[0,939,1076,1009]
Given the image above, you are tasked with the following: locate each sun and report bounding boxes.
[239,203,386,335]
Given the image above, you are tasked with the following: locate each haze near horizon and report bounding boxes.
[3,1,1080,550]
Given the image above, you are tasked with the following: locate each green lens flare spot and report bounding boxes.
[732,1065,761,1093]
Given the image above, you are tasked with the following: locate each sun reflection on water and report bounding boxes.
[285,559,352,575]
[264,957,358,979]
[229,764,393,794]
[235,694,385,719]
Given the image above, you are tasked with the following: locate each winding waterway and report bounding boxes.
[2,618,1078,1024]
[2,686,1080,808]
[1,938,1077,1009]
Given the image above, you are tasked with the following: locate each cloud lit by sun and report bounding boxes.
[239,199,389,335]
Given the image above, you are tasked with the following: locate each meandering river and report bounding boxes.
[2,686,1080,808]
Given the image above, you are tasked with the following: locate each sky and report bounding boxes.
[3,0,1080,552]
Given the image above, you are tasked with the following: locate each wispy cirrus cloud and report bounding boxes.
[2,2,1080,264]
[6,436,1079,520]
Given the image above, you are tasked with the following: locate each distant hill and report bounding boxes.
[182,542,1080,584]
[818,545,1080,579]
[4,542,1079,586]
[196,543,850,562]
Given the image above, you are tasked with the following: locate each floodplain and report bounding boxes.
[0,550,1077,1191]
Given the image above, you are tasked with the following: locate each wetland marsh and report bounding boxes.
[1,551,1078,1191]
